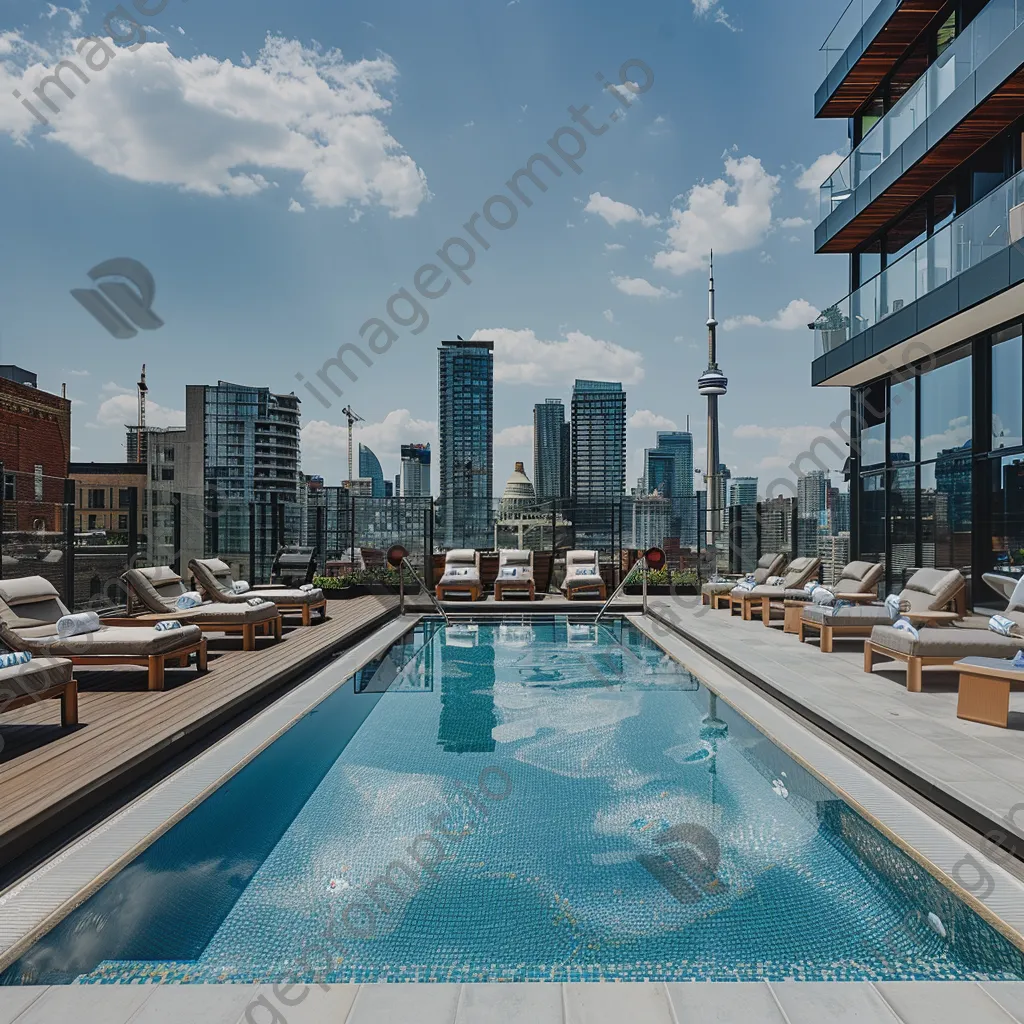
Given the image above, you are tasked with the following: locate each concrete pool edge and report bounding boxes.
[631,613,1024,958]
[0,615,424,973]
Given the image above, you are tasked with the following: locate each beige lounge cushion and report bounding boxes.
[0,657,73,700]
[701,580,736,596]
[801,603,892,626]
[0,576,70,631]
[162,601,278,624]
[190,558,236,597]
[445,549,478,568]
[21,623,203,657]
[900,568,964,614]
[125,566,189,613]
[870,625,1024,659]
[781,557,820,589]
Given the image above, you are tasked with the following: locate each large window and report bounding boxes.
[992,327,1024,450]
[889,376,917,460]
[858,381,887,470]
[920,350,972,462]
[990,454,1024,583]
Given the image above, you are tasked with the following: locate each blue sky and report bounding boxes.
[0,0,852,495]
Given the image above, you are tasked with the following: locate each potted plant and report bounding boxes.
[314,567,421,599]
[815,303,850,352]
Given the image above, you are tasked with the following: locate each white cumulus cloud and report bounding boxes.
[584,192,660,228]
[724,298,819,331]
[1,34,428,217]
[478,327,644,386]
[629,410,678,431]
[795,152,845,193]
[612,275,676,299]
[96,392,184,428]
[495,425,532,448]
[654,156,779,275]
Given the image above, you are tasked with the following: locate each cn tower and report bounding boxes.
[697,253,728,569]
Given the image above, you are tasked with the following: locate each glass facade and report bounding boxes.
[851,322,1024,599]
[532,399,569,501]
[358,443,386,498]
[438,340,494,547]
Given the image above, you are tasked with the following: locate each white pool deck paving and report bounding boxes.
[8,982,1024,1023]
[645,597,1024,847]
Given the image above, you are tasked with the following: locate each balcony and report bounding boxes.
[820,0,1024,237]
[817,0,949,117]
[813,164,1024,358]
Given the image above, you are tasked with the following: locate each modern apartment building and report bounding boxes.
[358,443,386,498]
[729,475,759,571]
[812,0,1024,599]
[644,431,697,546]
[532,399,570,502]
[439,340,493,547]
[571,380,627,552]
[401,443,431,497]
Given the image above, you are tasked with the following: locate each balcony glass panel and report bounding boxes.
[819,0,1024,222]
[821,0,885,80]
[814,165,1024,359]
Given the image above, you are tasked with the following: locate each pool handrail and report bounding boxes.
[595,563,643,623]
[401,556,450,625]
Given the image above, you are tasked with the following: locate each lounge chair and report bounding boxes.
[494,550,535,601]
[436,550,483,601]
[701,553,787,609]
[800,567,966,655]
[190,557,327,626]
[561,551,607,601]
[730,557,821,621]
[864,573,1020,692]
[0,655,78,727]
[116,566,282,652]
[763,560,883,627]
[0,577,206,692]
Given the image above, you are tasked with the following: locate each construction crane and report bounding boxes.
[341,405,364,485]
[136,364,148,463]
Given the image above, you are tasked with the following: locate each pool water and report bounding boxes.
[4,618,1023,984]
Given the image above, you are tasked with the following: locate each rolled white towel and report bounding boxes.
[154,620,182,632]
[232,580,250,594]
[811,588,835,606]
[884,594,903,621]
[299,583,315,591]
[55,611,101,638]
[246,596,268,607]
[989,615,1023,638]
[734,580,756,592]
[0,650,31,668]
[892,617,920,640]
[766,576,786,587]
[176,592,203,610]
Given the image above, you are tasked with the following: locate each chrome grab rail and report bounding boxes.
[595,565,643,624]
[400,556,450,625]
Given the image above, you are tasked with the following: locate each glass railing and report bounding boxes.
[813,165,1024,358]
[820,0,1024,222]
[821,0,885,80]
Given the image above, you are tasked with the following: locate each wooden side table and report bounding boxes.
[955,657,1024,728]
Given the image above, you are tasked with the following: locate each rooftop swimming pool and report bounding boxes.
[2,618,1023,984]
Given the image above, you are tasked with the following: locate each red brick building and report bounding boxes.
[0,368,71,531]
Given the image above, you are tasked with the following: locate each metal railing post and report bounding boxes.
[63,478,75,612]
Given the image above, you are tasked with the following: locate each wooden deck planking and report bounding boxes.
[0,596,398,869]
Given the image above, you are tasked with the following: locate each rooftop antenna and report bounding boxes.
[341,405,365,484]
[137,364,148,463]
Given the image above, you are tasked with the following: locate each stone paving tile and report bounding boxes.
[979,981,1024,1021]
[876,980,1019,1023]
[12,985,155,1024]
[239,984,360,1023]
[348,983,461,1024]
[0,989,44,1024]
[129,984,259,1024]
[666,980,787,1022]
[563,982,674,1024]
[455,983,563,1024]
[770,981,898,1023]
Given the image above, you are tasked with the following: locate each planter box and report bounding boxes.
[624,584,699,596]
[324,583,420,599]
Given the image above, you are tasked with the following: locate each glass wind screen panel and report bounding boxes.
[889,377,917,460]
[819,0,1024,221]
[888,464,918,587]
[920,355,973,464]
[993,330,1024,450]
[814,167,1024,358]
[821,0,884,77]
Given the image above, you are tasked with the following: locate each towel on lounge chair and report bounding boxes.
[177,591,202,610]
[1015,651,1024,669]
[734,579,756,592]
[246,596,267,607]
[154,620,182,632]
[803,581,823,595]
[55,611,101,638]
[0,650,31,669]
[892,618,920,640]
[232,580,250,594]
[884,594,903,621]
[766,576,786,587]
[990,615,1024,638]
[300,583,315,591]
[812,588,835,606]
